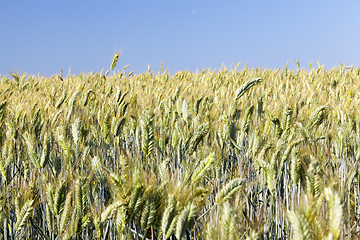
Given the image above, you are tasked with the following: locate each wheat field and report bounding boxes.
[0,59,359,239]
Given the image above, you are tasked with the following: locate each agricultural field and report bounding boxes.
[0,59,359,239]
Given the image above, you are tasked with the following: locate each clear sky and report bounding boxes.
[1,1,359,77]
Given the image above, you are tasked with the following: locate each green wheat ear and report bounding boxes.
[53,180,66,216]
[246,230,260,240]
[324,188,342,239]
[110,52,121,70]
[0,100,7,112]
[161,194,176,238]
[308,105,329,130]
[215,178,245,204]
[191,152,215,183]
[234,77,262,101]
[176,202,196,239]
[55,90,67,109]
[288,210,312,240]
[15,199,34,232]
[140,112,154,156]
[59,191,73,235]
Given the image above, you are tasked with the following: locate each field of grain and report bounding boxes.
[0,60,359,239]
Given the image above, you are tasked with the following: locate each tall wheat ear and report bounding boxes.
[323,187,343,240]
[15,199,34,232]
[190,152,215,183]
[203,203,240,240]
[59,191,73,235]
[215,178,245,204]
[287,194,324,240]
[160,194,176,239]
[234,78,262,101]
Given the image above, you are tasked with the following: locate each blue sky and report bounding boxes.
[1,1,359,77]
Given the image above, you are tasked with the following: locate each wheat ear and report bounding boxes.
[15,199,34,232]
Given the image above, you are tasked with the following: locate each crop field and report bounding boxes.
[0,59,359,239]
